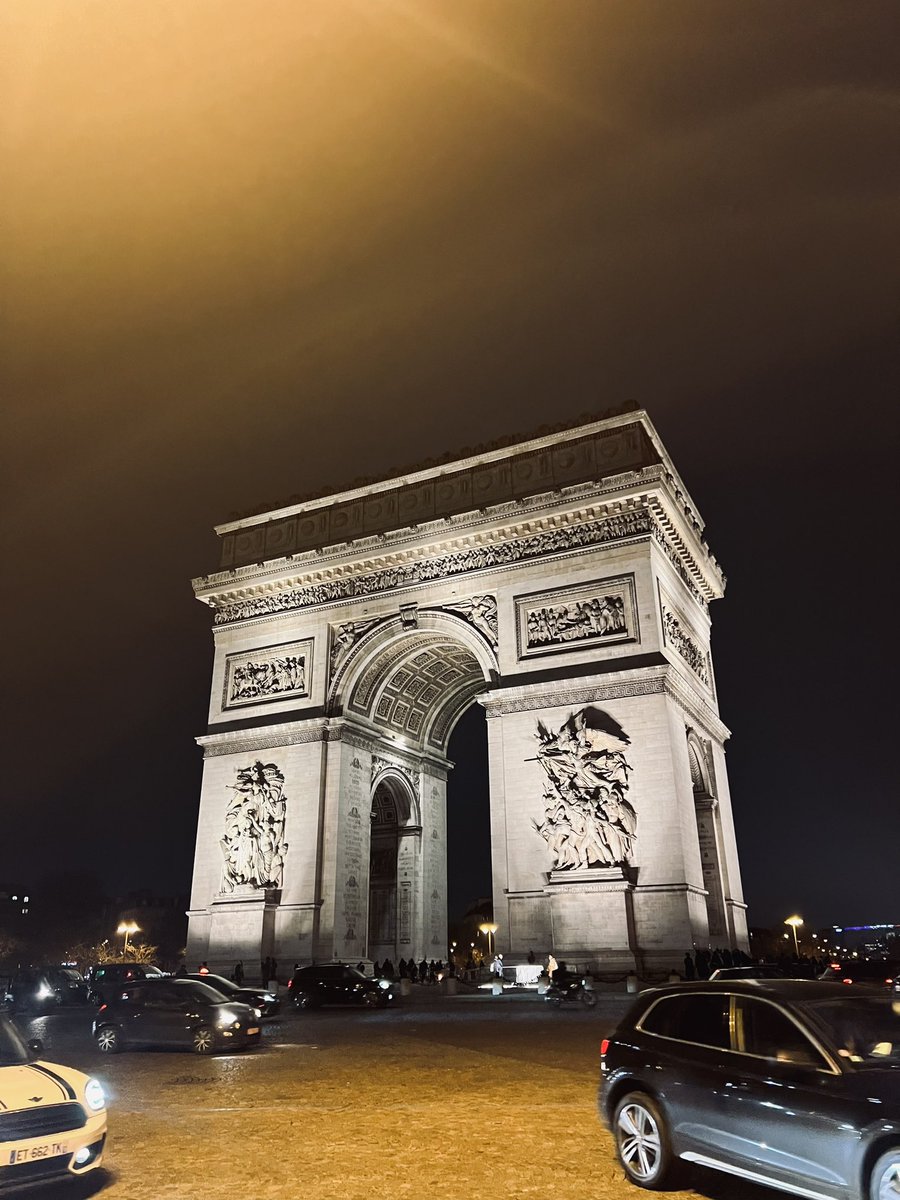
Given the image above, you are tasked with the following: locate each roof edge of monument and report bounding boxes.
[214,403,701,537]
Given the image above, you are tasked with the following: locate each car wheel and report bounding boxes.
[294,991,316,1011]
[95,1026,121,1054]
[580,989,598,1008]
[613,1092,677,1189]
[870,1149,900,1200]
[364,991,382,1008]
[192,1026,215,1054]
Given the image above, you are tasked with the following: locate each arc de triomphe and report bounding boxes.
[186,408,748,976]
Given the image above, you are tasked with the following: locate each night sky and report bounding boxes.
[3,2,897,931]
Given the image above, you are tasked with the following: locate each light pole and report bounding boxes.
[784,915,803,957]
[117,921,140,959]
[479,922,498,959]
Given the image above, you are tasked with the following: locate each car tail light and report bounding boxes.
[97,1004,107,1013]
[886,978,894,985]
[843,978,853,985]
[600,1038,610,1057]
[287,979,292,989]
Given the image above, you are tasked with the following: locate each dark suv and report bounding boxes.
[599,980,900,1198]
[819,960,900,994]
[288,964,395,1010]
[86,963,165,1005]
[5,966,88,1010]
[93,977,262,1054]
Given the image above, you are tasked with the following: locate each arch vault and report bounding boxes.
[187,409,749,976]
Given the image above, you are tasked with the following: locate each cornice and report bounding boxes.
[478,664,730,743]
[202,503,657,627]
[197,718,329,758]
[195,470,664,597]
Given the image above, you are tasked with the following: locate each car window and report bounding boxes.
[736,997,829,1068]
[640,993,731,1049]
[805,997,900,1066]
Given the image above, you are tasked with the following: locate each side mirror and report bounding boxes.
[27,1038,44,1058]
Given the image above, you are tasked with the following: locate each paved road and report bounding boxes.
[15,994,776,1200]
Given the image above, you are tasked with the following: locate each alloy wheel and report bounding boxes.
[872,1153,900,1200]
[193,1026,214,1054]
[96,1027,120,1054]
[617,1100,662,1183]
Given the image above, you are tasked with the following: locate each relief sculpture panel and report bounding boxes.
[223,639,313,709]
[532,707,636,871]
[220,761,288,892]
[515,576,637,659]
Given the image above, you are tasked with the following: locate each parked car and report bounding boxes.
[184,972,280,1017]
[86,962,165,1005]
[5,967,88,1011]
[0,1010,106,1190]
[820,960,900,994]
[599,980,900,1198]
[93,977,262,1054]
[288,964,395,1010]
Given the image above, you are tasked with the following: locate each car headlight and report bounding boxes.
[252,1008,261,1021]
[84,1078,105,1112]
[37,983,54,1000]
[378,979,391,989]
[263,993,276,1003]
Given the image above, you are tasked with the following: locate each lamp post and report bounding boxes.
[117,921,140,959]
[784,915,803,957]
[478,922,498,959]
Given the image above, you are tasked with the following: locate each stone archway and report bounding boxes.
[188,410,749,979]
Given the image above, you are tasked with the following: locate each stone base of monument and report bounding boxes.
[544,867,638,974]
[206,886,280,977]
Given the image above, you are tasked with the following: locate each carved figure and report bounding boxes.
[229,655,305,701]
[526,593,626,649]
[532,706,636,872]
[220,760,288,892]
[447,595,499,646]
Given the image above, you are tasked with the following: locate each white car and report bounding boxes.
[0,1012,107,1189]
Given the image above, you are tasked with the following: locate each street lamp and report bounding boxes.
[479,922,498,958]
[117,921,140,958]
[784,915,803,957]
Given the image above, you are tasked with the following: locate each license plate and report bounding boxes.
[8,1140,71,1165]
[247,1027,259,1035]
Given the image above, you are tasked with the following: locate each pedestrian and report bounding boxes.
[683,952,695,981]
[491,953,504,978]
[419,957,428,983]
[233,960,244,985]
[373,960,381,978]
[547,953,558,979]
[408,960,418,983]
[527,948,535,965]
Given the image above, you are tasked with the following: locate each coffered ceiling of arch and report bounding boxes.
[349,635,484,747]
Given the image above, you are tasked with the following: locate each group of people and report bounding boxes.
[682,946,752,979]
[369,957,449,983]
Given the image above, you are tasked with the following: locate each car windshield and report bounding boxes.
[58,969,83,982]
[804,997,900,1066]
[0,1018,30,1067]
[201,975,239,994]
[175,980,231,1005]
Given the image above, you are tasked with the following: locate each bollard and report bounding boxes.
[399,977,412,997]
[491,979,503,996]
[626,972,639,994]
[668,972,682,984]
[443,976,458,996]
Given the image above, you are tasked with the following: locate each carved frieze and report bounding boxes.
[532,706,636,872]
[212,507,653,625]
[223,639,312,709]
[371,754,420,796]
[220,761,288,893]
[515,576,637,660]
[659,589,710,687]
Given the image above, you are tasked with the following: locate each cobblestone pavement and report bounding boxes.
[18,993,774,1200]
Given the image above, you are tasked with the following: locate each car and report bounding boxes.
[708,964,789,981]
[288,964,395,1010]
[599,980,900,1198]
[5,967,88,1012]
[0,1010,106,1190]
[820,960,900,994]
[183,972,281,1017]
[93,977,262,1054]
[86,962,166,1005]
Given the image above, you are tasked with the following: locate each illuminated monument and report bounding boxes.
[186,408,748,976]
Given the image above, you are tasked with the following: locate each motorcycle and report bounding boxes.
[544,974,597,1009]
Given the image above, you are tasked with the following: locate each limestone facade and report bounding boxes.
[186,409,749,976]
